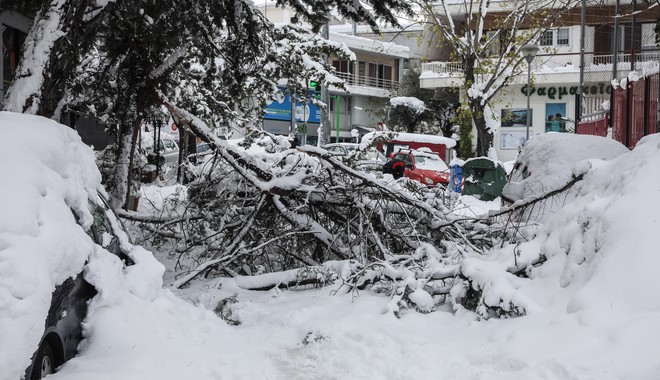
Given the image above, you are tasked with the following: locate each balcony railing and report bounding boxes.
[592,51,660,66]
[334,71,398,90]
[420,61,464,76]
[421,50,660,77]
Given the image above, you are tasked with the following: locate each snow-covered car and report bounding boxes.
[26,194,131,380]
[188,142,216,165]
[159,137,180,165]
[0,112,134,379]
[322,142,359,156]
[322,143,388,171]
[388,149,450,185]
[502,133,628,209]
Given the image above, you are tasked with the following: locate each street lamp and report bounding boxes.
[148,116,166,178]
[521,44,539,141]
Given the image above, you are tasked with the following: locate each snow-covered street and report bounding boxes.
[37,133,660,379]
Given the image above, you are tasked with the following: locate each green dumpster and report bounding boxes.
[461,158,507,201]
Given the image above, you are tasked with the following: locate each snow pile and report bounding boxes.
[457,133,660,376]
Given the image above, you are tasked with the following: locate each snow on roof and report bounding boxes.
[330,22,424,35]
[329,31,410,58]
[362,131,457,148]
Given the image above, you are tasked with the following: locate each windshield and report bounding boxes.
[414,153,449,172]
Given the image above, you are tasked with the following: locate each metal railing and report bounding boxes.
[420,61,464,76]
[592,51,660,66]
[421,50,660,77]
[334,71,398,90]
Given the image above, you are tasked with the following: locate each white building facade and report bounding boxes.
[419,3,660,161]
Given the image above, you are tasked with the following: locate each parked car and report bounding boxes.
[188,142,216,164]
[502,133,629,205]
[501,134,628,222]
[387,148,451,186]
[0,112,133,380]
[361,131,456,162]
[323,143,359,156]
[322,143,388,171]
[25,195,132,380]
[159,137,180,165]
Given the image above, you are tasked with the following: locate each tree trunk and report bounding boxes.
[470,99,493,156]
[123,116,143,210]
[463,54,493,157]
[110,123,134,209]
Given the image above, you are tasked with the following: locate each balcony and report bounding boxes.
[332,71,398,97]
[420,50,660,88]
[590,51,660,71]
[418,62,465,88]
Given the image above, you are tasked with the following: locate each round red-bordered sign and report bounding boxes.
[171,123,177,131]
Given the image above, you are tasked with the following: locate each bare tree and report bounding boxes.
[413,0,580,155]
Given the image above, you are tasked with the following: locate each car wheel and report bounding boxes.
[31,341,56,380]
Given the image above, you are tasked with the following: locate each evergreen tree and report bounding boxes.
[4,0,414,208]
[1,0,109,118]
[391,68,458,136]
[387,96,433,133]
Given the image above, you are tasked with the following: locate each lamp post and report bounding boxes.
[149,116,164,178]
[521,44,539,141]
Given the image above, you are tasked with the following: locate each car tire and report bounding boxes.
[31,340,56,380]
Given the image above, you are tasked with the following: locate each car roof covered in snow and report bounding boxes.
[502,133,628,203]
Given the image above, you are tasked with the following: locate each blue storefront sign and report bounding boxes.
[264,90,320,124]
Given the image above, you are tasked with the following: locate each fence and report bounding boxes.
[576,113,608,136]
[577,73,659,148]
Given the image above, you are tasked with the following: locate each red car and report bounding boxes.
[390,149,450,186]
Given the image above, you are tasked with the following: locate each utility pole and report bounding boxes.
[318,23,331,146]
[631,0,637,71]
[610,0,621,130]
[578,0,586,124]
[612,0,620,81]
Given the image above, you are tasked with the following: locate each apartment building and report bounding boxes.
[419,1,660,161]
[257,3,410,145]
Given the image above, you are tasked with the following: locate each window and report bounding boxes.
[556,29,569,45]
[332,60,353,84]
[332,60,351,73]
[359,62,394,88]
[330,95,350,113]
[163,139,177,151]
[486,30,501,56]
[539,31,554,46]
[539,29,569,47]
[358,62,366,85]
[88,197,118,252]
